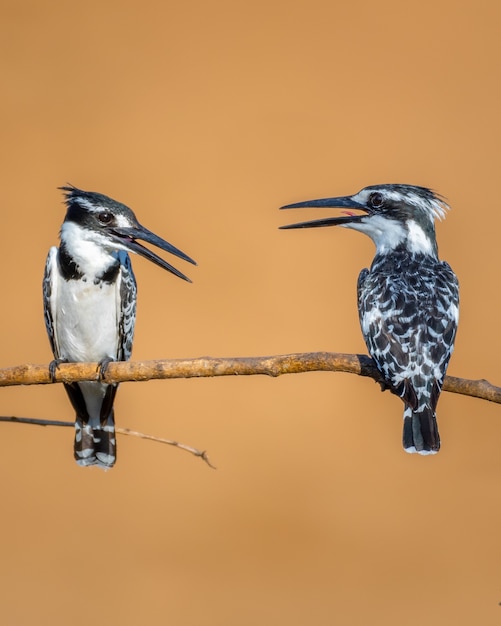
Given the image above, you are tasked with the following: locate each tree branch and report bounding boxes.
[0,416,215,468]
[0,352,499,404]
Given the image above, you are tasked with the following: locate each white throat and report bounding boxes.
[60,221,118,277]
[342,216,435,256]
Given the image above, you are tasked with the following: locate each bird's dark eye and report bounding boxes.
[369,192,384,208]
[98,212,113,224]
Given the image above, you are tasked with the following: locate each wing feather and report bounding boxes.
[43,247,60,358]
[358,258,459,412]
[116,252,137,362]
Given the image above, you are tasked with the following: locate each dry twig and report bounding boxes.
[0,415,215,467]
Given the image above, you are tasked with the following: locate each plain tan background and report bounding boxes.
[1,0,500,624]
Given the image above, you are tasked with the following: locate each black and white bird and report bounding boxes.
[43,186,196,469]
[280,184,459,455]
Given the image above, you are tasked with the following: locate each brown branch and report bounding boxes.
[0,353,499,403]
[0,416,215,468]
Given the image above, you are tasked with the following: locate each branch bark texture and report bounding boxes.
[0,353,499,404]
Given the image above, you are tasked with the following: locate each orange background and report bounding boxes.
[1,1,500,624]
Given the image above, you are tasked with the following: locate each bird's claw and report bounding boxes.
[97,357,115,382]
[48,358,68,382]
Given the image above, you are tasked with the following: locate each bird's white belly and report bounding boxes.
[55,279,119,363]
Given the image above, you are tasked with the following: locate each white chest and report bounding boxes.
[54,277,121,362]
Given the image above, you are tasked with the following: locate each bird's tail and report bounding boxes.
[63,381,118,469]
[74,411,116,469]
[402,405,440,455]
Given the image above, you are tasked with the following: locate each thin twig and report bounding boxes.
[0,416,214,467]
[117,427,216,468]
[0,353,499,404]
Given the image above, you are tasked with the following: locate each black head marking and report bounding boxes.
[59,185,138,230]
[361,184,449,223]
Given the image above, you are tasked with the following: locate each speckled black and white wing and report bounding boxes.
[43,247,60,359]
[117,251,137,362]
[357,254,459,454]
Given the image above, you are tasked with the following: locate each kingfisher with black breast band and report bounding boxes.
[280,184,459,455]
[43,185,196,469]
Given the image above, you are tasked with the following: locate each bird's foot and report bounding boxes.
[378,379,391,393]
[48,358,68,382]
[97,357,115,382]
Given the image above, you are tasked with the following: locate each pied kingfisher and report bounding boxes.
[43,186,196,469]
[280,184,459,455]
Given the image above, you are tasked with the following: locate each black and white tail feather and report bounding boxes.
[43,185,195,468]
[280,184,459,455]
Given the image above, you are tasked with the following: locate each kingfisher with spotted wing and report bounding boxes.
[280,184,459,454]
[43,186,196,468]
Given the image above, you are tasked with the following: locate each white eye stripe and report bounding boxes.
[383,190,449,221]
[74,197,99,211]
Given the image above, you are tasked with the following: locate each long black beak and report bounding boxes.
[279,196,368,230]
[111,224,196,282]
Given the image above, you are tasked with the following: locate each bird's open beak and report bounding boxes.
[279,196,368,229]
[110,225,196,282]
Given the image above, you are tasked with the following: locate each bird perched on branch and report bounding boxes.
[43,186,196,468]
[280,184,459,455]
